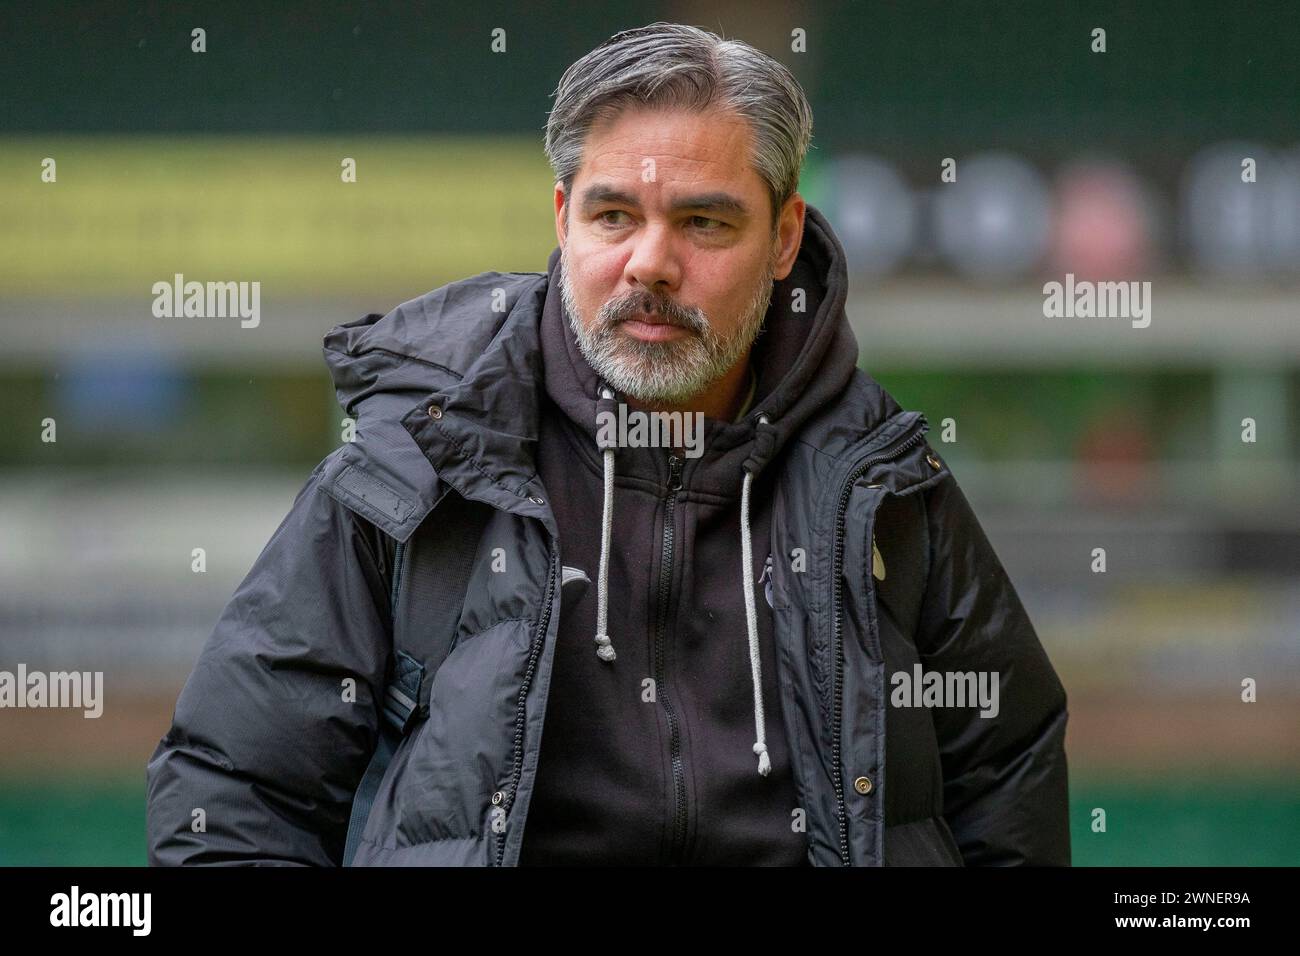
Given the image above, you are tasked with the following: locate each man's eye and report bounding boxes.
[690,216,725,230]
[598,210,630,226]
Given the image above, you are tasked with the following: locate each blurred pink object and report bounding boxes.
[1050,161,1154,280]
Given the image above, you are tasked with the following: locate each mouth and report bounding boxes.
[632,309,675,325]
[620,313,691,342]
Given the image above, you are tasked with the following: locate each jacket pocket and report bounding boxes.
[844,483,886,663]
[870,492,930,641]
[358,618,533,852]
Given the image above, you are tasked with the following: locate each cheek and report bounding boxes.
[694,255,765,326]
[572,249,625,303]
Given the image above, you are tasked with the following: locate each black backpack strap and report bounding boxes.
[342,493,490,866]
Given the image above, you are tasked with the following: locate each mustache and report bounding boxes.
[599,290,704,331]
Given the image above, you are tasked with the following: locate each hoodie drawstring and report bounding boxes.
[594,386,617,662]
[740,413,773,776]
[590,384,773,777]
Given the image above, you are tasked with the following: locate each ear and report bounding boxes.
[555,184,568,247]
[772,194,806,281]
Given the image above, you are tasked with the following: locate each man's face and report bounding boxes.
[556,105,795,405]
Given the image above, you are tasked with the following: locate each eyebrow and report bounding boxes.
[577,184,751,220]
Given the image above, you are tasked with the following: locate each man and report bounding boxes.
[146,22,1070,866]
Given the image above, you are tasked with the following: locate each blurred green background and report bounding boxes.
[2,1,1298,865]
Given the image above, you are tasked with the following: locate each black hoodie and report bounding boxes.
[519,206,862,865]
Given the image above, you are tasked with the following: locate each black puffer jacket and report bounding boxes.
[145,204,1070,866]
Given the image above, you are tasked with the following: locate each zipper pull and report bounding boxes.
[667,452,684,492]
[759,552,774,609]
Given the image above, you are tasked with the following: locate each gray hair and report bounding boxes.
[544,22,814,232]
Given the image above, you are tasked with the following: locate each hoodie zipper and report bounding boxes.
[829,416,928,865]
[654,451,688,862]
[494,539,558,867]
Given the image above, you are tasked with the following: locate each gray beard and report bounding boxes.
[559,244,774,405]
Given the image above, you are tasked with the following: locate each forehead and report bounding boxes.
[575,105,763,196]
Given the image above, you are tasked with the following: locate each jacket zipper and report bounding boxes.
[654,452,688,862]
[829,416,928,865]
[494,538,558,866]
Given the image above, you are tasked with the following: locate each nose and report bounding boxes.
[622,220,682,298]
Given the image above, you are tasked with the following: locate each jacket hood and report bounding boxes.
[539,203,862,499]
